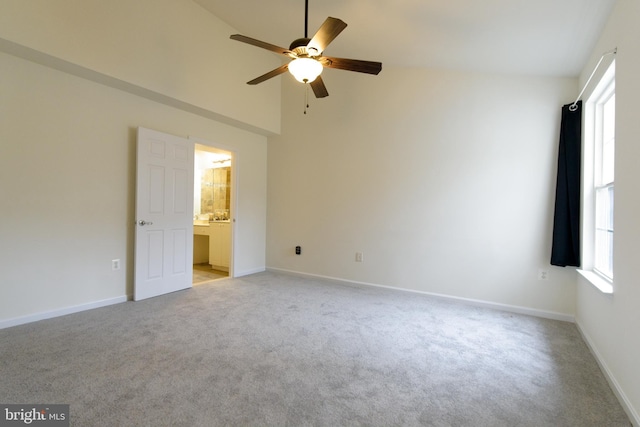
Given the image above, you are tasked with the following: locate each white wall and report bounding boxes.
[0,0,281,135]
[267,67,577,317]
[575,0,640,422]
[0,0,270,326]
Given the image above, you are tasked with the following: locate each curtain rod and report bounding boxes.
[569,47,617,111]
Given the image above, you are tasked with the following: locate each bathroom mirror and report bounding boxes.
[199,167,231,219]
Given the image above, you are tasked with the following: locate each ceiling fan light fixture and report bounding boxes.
[288,58,323,83]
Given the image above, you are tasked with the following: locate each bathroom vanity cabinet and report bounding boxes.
[209,221,230,270]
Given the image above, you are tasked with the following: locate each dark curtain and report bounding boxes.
[551,101,582,267]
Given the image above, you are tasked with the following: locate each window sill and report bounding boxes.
[577,269,613,294]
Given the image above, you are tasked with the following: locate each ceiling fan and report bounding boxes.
[229,0,382,98]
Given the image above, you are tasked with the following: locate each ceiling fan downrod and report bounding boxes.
[304,0,309,38]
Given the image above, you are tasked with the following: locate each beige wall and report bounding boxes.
[0,0,281,135]
[0,0,270,325]
[0,51,267,323]
[267,66,577,318]
[575,0,640,422]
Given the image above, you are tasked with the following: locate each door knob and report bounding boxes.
[138,220,153,226]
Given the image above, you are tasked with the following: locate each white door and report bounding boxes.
[134,127,194,301]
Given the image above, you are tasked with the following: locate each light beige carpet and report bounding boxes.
[0,272,631,426]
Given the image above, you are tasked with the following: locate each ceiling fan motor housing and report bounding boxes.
[289,37,318,57]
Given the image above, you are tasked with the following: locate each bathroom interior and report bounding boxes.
[193,144,233,284]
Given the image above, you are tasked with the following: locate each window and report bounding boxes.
[594,90,615,279]
[581,61,615,290]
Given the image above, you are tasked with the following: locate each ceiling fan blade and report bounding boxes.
[247,64,290,85]
[230,34,293,56]
[310,76,329,98]
[307,17,347,55]
[321,56,382,75]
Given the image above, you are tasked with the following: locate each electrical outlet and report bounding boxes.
[355,252,363,262]
[538,269,549,281]
[112,259,121,271]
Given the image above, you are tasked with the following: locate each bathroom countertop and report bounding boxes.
[193,220,230,226]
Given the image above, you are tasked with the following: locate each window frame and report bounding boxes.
[580,60,615,293]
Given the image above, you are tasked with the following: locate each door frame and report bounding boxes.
[190,136,237,279]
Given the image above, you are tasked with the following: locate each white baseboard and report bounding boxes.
[234,266,266,277]
[0,265,268,329]
[0,295,128,330]
[575,320,640,426]
[266,267,575,323]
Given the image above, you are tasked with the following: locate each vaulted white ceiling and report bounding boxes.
[194,0,616,77]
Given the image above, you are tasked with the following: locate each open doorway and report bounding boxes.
[193,144,233,284]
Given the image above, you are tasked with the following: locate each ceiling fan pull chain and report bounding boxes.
[304,84,309,114]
